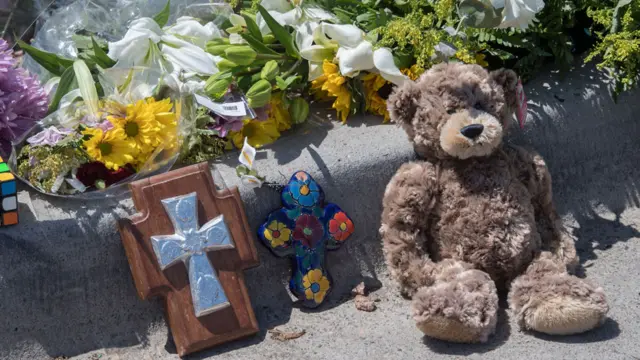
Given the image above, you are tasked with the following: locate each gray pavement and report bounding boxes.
[1,62,640,360]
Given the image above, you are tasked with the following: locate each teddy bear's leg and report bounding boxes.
[508,252,608,335]
[412,259,499,343]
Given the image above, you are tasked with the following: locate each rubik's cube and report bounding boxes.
[0,156,18,227]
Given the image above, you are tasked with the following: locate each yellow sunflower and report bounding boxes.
[311,60,351,123]
[362,73,391,123]
[110,99,160,156]
[302,269,330,304]
[229,117,281,149]
[269,93,292,132]
[83,127,137,171]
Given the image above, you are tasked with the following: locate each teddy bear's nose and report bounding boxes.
[460,124,484,139]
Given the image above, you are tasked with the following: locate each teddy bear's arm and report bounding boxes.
[508,146,579,271]
[380,161,440,296]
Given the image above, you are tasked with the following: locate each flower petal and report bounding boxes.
[319,277,330,292]
[295,21,318,51]
[308,62,323,81]
[261,0,294,12]
[164,16,223,48]
[257,7,303,34]
[229,14,247,27]
[372,48,409,86]
[303,7,337,22]
[309,269,322,282]
[305,288,314,300]
[161,41,217,75]
[336,41,374,77]
[321,23,365,48]
[300,45,335,62]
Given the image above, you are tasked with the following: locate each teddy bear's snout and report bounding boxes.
[460,124,484,139]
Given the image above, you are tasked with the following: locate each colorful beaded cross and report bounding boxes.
[0,156,18,227]
[258,171,354,308]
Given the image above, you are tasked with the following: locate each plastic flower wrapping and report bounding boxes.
[8,66,196,198]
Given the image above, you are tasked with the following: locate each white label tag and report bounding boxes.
[239,137,256,169]
[194,94,247,117]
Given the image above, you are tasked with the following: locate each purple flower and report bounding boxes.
[208,113,244,138]
[83,117,114,132]
[0,39,49,156]
[27,126,73,147]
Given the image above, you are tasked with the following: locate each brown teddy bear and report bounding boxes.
[380,62,609,343]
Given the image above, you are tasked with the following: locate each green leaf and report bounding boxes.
[275,76,288,90]
[257,5,299,58]
[236,165,250,177]
[17,39,74,76]
[275,75,299,90]
[74,60,99,117]
[458,0,503,28]
[153,0,171,27]
[48,67,77,114]
[240,33,279,55]
[242,12,263,43]
[91,37,117,68]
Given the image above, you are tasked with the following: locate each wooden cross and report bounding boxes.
[118,163,259,357]
[257,171,354,308]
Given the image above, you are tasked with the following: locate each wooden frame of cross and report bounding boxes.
[118,163,259,357]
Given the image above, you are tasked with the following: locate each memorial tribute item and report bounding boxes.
[382,63,608,344]
[118,162,259,357]
[0,156,18,227]
[258,171,355,308]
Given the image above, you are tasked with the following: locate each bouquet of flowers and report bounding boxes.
[15,0,627,181]
[9,65,194,198]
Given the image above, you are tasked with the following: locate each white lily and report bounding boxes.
[298,23,409,85]
[164,16,223,48]
[108,17,220,81]
[255,0,336,35]
[494,0,545,30]
[108,18,164,68]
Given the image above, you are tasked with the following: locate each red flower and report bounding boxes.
[76,161,134,188]
[329,212,354,241]
[293,214,324,248]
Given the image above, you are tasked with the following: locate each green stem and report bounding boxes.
[256,53,295,61]
[282,59,303,78]
[235,67,262,77]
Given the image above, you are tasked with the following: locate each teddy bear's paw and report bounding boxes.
[510,273,609,336]
[411,268,498,343]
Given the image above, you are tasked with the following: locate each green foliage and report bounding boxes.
[585,0,640,98]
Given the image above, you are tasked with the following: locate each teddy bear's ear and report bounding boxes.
[490,68,519,114]
[387,79,422,127]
